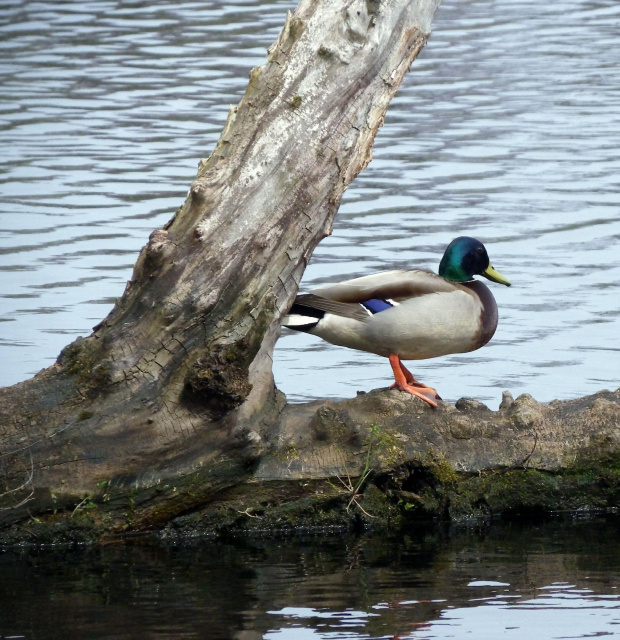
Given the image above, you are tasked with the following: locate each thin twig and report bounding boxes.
[521,431,539,468]
[0,450,35,511]
[236,508,262,519]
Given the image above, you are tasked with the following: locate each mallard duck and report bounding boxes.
[282,236,511,408]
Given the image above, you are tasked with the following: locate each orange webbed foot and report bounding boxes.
[388,354,441,408]
[392,382,439,408]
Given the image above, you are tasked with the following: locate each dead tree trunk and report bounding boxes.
[0,0,442,529]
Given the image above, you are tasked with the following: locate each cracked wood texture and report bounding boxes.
[0,0,441,529]
[258,390,620,482]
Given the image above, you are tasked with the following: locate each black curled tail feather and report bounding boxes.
[281,301,325,333]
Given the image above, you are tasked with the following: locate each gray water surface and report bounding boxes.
[1,0,619,405]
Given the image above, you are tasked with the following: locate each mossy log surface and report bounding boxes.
[1,387,618,544]
[165,387,620,536]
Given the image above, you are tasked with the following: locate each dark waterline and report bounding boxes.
[0,515,618,639]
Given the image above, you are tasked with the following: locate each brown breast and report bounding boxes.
[461,280,499,350]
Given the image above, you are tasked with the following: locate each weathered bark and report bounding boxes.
[1,386,618,543]
[0,0,441,529]
[162,388,620,537]
[261,389,620,481]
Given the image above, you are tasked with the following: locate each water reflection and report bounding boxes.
[0,516,618,639]
[1,0,619,405]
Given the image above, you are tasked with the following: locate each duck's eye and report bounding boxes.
[476,247,484,254]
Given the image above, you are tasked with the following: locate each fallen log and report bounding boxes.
[151,387,617,536]
[2,386,619,543]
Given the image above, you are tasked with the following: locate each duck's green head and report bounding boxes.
[438,236,511,286]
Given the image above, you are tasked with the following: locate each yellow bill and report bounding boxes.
[483,265,511,286]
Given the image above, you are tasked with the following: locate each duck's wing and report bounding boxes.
[289,294,370,321]
[284,270,459,332]
[309,269,457,304]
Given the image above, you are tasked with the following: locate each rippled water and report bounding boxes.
[1,0,619,406]
[0,516,618,639]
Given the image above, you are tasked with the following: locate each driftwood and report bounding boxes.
[263,389,620,481]
[0,0,618,542]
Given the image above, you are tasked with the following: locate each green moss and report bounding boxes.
[58,337,112,393]
[166,482,357,537]
[289,95,302,111]
[445,462,620,521]
[423,452,458,487]
[570,449,620,476]
[370,424,406,468]
[0,510,109,546]
[358,484,401,527]
[58,339,86,375]
[272,445,301,464]
[378,453,459,519]
[376,452,620,523]
[2,452,617,545]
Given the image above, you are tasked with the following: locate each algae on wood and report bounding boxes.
[1,387,618,544]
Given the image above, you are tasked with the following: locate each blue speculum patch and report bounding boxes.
[361,299,393,314]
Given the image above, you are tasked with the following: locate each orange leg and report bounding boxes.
[388,354,441,408]
[398,360,440,394]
